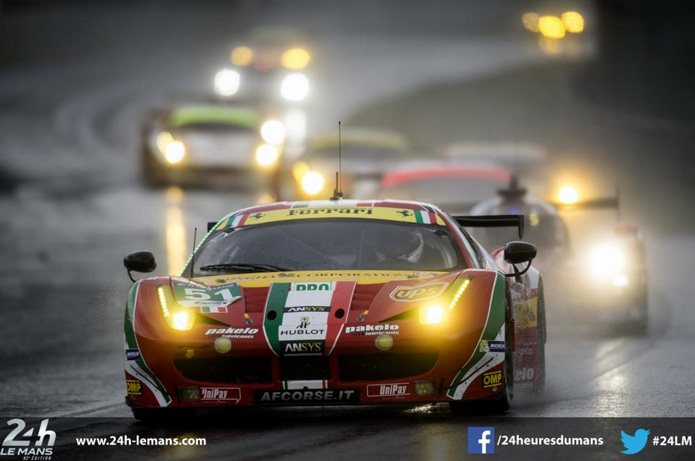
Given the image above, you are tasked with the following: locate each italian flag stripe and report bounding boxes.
[414,210,434,224]
[263,283,290,356]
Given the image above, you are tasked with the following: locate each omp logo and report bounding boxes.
[1,419,55,459]
[126,379,142,395]
[284,341,324,353]
[200,387,241,402]
[390,283,447,302]
[295,283,331,291]
[482,370,503,389]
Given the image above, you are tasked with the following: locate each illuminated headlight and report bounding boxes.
[420,304,445,325]
[375,334,394,351]
[158,287,194,331]
[612,275,629,287]
[280,73,310,101]
[260,120,286,145]
[591,244,625,278]
[214,68,240,96]
[163,141,186,164]
[414,381,436,396]
[179,387,200,402]
[255,144,280,167]
[558,186,579,204]
[301,171,324,195]
[281,48,311,70]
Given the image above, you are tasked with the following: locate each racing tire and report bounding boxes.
[131,408,195,424]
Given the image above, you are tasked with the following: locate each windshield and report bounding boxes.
[189,219,466,275]
[378,177,508,206]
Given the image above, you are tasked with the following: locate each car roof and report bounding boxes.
[211,199,449,231]
[381,164,512,188]
[168,105,261,129]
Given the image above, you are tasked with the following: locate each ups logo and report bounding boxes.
[390,282,447,302]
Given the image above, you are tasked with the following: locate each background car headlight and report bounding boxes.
[260,120,286,145]
[163,141,185,164]
[255,144,280,167]
[301,171,324,194]
[591,244,625,277]
[214,68,240,96]
[281,48,311,70]
[420,304,445,325]
[280,73,310,101]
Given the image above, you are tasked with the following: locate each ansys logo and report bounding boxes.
[620,428,650,455]
[1,418,55,459]
[468,427,495,454]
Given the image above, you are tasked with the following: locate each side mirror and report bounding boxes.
[503,241,537,265]
[124,251,157,281]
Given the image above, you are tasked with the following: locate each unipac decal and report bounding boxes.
[125,348,141,361]
[366,383,409,397]
[126,379,142,395]
[482,370,503,389]
[390,282,447,302]
[479,340,505,353]
[345,324,400,336]
[254,389,358,404]
[200,387,241,402]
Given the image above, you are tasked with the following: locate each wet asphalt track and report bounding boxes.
[1,3,694,460]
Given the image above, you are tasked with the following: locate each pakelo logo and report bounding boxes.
[482,370,503,389]
[284,341,324,354]
[367,383,409,397]
[390,283,447,302]
[126,379,142,395]
[479,340,505,353]
[345,324,399,336]
[1,419,55,459]
[204,327,259,339]
[200,387,241,403]
[514,367,535,382]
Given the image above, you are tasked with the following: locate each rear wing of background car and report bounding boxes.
[453,214,525,239]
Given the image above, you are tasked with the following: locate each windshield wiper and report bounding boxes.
[198,263,290,273]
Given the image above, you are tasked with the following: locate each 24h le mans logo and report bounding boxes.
[1,418,55,459]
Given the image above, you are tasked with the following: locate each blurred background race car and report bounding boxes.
[470,177,648,334]
[289,127,412,200]
[140,99,286,189]
[214,25,312,105]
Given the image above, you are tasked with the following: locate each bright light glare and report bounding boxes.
[591,245,625,277]
[230,46,254,66]
[164,141,185,164]
[281,48,311,69]
[214,69,240,96]
[522,12,540,32]
[558,186,579,204]
[260,120,286,145]
[172,311,192,331]
[562,11,585,33]
[255,144,280,167]
[423,305,444,325]
[539,16,566,39]
[301,171,324,195]
[612,275,629,287]
[280,73,310,101]
[156,131,174,154]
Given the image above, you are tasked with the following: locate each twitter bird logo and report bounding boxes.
[621,429,650,455]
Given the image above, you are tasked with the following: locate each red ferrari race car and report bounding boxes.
[122,199,546,421]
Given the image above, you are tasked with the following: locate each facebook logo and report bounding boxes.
[468,427,495,454]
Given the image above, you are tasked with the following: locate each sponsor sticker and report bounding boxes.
[345,324,400,336]
[479,340,505,353]
[367,383,409,397]
[390,282,448,302]
[517,297,538,328]
[283,341,325,354]
[204,327,258,339]
[482,370,503,389]
[173,283,242,311]
[126,379,142,395]
[125,348,141,361]
[254,389,359,404]
[200,387,241,402]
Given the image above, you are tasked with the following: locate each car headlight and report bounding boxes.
[591,244,625,278]
[214,68,240,96]
[280,73,309,101]
[255,144,280,167]
[158,287,194,331]
[420,304,445,325]
[281,48,311,70]
[230,46,254,66]
[260,120,286,145]
[163,141,186,164]
[301,171,324,195]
